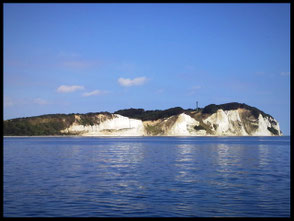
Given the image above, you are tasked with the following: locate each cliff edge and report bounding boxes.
[4,102,282,136]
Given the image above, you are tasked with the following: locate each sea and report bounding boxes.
[3,136,290,217]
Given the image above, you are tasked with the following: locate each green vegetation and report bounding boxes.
[77,112,112,126]
[114,107,185,121]
[145,124,164,135]
[201,102,273,119]
[3,114,76,136]
[3,111,114,136]
[201,104,219,115]
[78,115,95,126]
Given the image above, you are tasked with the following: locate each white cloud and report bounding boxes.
[57,85,84,93]
[118,76,148,87]
[82,90,108,97]
[33,98,48,105]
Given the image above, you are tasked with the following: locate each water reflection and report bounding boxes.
[96,142,149,213]
[174,144,196,183]
[257,144,270,167]
[215,143,232,169]
[176,144,194,159]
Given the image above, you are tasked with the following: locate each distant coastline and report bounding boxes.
[4,102,283,137]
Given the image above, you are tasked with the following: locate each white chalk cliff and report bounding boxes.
[202,109,281,136]
[61,108,282,136]
[61,114,145,136]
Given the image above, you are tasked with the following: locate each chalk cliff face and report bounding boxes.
[201,109,281,136]
[60,108,282,136]
[3,102,282,136]
[61,114,145,136]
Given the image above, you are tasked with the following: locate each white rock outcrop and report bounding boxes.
[61,114,145,136]
[202,109,281,136]
[252,114,281,136]
[167,113,203,136]
[60,109,281,136]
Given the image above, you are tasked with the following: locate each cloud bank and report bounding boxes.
[118,77,148,87]
[57,85,84,93]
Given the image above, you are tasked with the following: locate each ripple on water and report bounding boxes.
[3,136,290,217]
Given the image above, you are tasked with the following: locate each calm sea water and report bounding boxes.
[3,136,290,217]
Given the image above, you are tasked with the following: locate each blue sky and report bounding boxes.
[3,3,290,135]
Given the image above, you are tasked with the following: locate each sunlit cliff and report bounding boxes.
[4,102,282,136]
